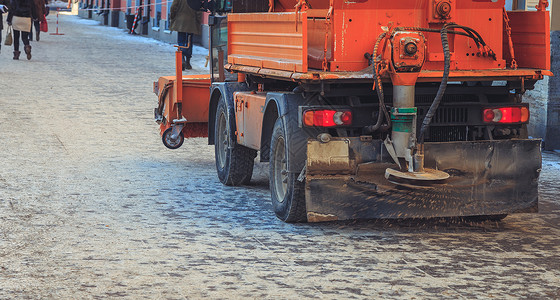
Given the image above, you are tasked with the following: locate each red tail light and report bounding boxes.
[482,106,529,124]
[303,110,352,127]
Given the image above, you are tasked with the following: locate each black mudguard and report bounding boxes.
[305,139,541,221]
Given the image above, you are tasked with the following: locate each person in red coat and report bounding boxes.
[28,0,46,41]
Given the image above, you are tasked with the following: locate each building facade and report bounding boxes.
[519,0,559,150]
[76,0,211,47]
[547,1,559,150]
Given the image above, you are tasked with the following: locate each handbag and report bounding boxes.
[4,26,12,46]
[40,17,48,33]
[12,16,32,32]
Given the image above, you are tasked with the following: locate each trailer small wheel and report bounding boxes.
[269,118,307,223]
[162,127,184,149]
[214,96,256,186]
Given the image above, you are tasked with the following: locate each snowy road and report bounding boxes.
[1,13,560,299]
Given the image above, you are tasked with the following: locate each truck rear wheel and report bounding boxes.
[269,118,307,223]
[214,97,256,186]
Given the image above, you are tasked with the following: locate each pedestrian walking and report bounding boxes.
[0,0,10,53]
[169,0,201,70]
[28,0,46,41]
[7,0,37,60]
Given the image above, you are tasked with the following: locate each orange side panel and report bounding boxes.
[158,75,211,138]
[504,10,551,70]
[274,0,330,11]
[228,12,308,73]
[180,75,211,123]
[234,1,550,76]
[330,0,506,72]
[234,92,267,150]
[308,17,332,70]
[159,74,211,127]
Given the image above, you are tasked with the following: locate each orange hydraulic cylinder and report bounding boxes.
[175,48,183,104]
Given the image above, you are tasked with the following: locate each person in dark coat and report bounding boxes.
[7,0,37,60]
[28,0,46,41]
[169,0,201,70]
[0,0,10,54]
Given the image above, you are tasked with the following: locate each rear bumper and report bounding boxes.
[305,139,541,222]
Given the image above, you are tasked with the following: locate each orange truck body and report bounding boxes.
[154,0,552,222]
[228,0,550,75]
[158,0,551,136]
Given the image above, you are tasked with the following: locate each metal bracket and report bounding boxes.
[170,118,187,140]
[154,108,163,124]
[297,164,307,182]
[383,137,401,169]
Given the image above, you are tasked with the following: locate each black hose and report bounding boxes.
[395,26,482,50]
[447,24,495,59]
[418,25,451,144]
[365,24,487,136]
[156,82,173,117]
[365,32,391,133]
[447,27,482,48]
[448,24,487,46]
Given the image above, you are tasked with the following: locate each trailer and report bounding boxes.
[154,0,552,222]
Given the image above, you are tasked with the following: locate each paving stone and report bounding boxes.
[0,13,559,300]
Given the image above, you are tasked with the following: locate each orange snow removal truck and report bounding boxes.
[154,0,552,223]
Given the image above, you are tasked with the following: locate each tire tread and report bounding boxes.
[270,119,307,223]
[215,98,257,186]
[225,145,256,186]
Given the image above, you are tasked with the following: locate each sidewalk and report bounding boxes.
[0,13,559,299]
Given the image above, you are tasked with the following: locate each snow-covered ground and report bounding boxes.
[66,15,210,70]
[1,12,560,299]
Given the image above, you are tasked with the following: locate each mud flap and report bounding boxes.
[305,138,541,222]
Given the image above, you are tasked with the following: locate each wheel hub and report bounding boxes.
[273,137,288,202]
[217,112,228,169]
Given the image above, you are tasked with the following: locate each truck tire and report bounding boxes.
[214,97,256,186]
[269,118,307,223]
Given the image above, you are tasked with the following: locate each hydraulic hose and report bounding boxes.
[447,24,495,59]
[156,82,173,119]
[418,25,451,144]
[395,26,482,49]
[365,24,489,136]
[449,24,487,46]
[365,32,391,133]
